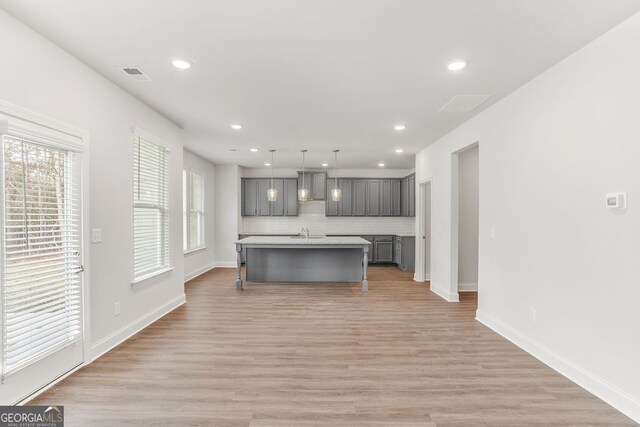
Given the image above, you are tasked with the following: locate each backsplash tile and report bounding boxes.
[241,201,415,235]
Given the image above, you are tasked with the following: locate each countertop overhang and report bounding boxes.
[235,236,370,246]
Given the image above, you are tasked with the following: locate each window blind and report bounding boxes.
[187,171,204,250]
[133,135,169,279]
[1,135,82,377]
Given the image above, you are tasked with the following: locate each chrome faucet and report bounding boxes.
[300,227,310,241]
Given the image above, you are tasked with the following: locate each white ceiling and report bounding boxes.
[2,0,639,169]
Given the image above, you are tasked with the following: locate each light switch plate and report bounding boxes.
[92,228,103,243]
[606,192,627,211]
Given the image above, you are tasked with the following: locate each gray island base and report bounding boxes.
[235,236,370,292]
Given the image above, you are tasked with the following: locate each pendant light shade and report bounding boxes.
[331,150,341,202]
[267,149,277,201]
[298,149,309,201]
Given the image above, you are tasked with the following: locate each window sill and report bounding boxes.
[183,246,207,255]
[132,267,174,286]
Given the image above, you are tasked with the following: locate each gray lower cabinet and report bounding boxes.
[394,240,402,264]
[242,178,298,216]
[395,236,415,272]
[373,235,394,262]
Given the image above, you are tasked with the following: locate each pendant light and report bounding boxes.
[330,150,341,202]
[267,149,277,201]
[298,149,309,201]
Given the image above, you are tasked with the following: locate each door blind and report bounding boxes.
[133,135,169,279]
[1,135,82,378]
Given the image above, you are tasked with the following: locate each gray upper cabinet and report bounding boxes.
[408,174,415,217]
[242,177,299,217]
[257,179,271,216]
[313,173,326,200]
[298,172,326,201]
[284,179,298,216]
[391,180,401,216]
[401,177,409,217]
[353,179,367,216]
[270,179,285,216]
[380,179,392,216]
[242,179,258,216]
[366,180,380,216]
[325,181,339,216]
[339,179,353,216]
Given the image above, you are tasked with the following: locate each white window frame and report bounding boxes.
[183,169,206,254]
[132,127,172,285]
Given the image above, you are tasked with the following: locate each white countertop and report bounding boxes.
[236,235,370,245]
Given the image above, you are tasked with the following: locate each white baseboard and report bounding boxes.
[214,261,236,268]
[458,282,478,292]
[184,262,216,282]
[413,274,431,282]
[430,284,459,302]
[91,293,186,361]
[476,310,640,424]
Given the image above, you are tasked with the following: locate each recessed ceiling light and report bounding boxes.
[447,60,467,71]
[378,162,385,167]
[250,148,259,153]
[395,149,404,153]
[264,163,271,167]
[230,124,243,130]
[394,124,406,131]
[321,163,329,167]
[172,58,193,69]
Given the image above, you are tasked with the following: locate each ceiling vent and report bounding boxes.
[121,67,152,82]
[439,94,492,113]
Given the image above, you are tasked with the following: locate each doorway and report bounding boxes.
[452,143,479,300]
[419,181,431,282]
[0,107,87,405]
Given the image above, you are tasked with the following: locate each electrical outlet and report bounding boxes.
[92,228,103,243]
[489,227,496,239]
[114,301,121,316]
[529,307,537,323]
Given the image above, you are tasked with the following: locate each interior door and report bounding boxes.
[0,135,84,404]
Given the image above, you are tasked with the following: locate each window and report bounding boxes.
[133,134,169,281]
[1,135,82,376]
[184,170,205,252]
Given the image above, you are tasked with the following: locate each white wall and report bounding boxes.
[0,9,186,369]
[213,164,241,267]
[457,145,479,290]
[241,167,416,235]
[415,13,640,422]
[183,150,216,281]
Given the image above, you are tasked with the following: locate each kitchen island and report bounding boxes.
[235,236,370,291]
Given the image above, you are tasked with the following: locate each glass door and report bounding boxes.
[0,134,84,404]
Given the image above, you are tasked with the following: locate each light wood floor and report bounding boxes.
[30,266,633,426]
